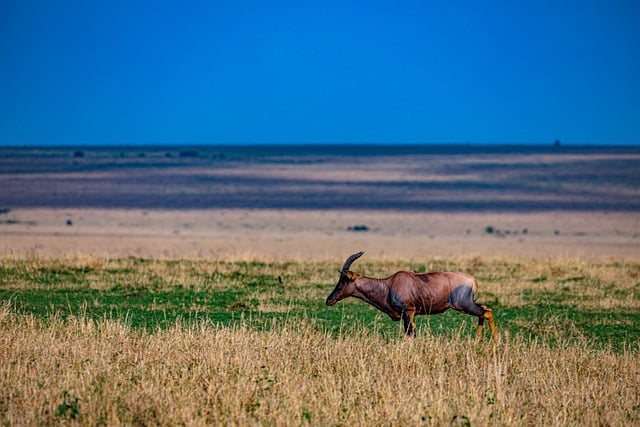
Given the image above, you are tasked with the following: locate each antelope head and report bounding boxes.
[326,251,364,306]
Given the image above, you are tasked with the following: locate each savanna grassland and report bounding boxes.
[1,255,639,426]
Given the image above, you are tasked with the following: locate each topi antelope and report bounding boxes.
[326,251,497,340]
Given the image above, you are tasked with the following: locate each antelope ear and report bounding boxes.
[346,271,359,281]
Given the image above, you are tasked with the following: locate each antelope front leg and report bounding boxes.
[402,310,416,336]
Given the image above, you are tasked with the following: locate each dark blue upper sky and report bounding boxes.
[1,0,639,145]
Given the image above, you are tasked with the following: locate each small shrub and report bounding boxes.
[55,391,80,420]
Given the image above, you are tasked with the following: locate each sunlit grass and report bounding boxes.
[1,255,639,425]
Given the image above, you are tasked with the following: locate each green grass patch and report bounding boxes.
[1,257,639,350]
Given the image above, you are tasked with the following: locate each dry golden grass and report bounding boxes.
[1,254,639,425]
[1,302,639,426]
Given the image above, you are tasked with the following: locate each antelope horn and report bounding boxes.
[341,251,364,274]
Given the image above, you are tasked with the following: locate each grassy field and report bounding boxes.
[1,255,639,425]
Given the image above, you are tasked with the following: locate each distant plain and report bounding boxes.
[0,144,638,259]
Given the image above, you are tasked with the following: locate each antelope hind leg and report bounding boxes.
[476,316,485,337]
[480,305,497,341]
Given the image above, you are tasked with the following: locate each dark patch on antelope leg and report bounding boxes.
[383,288,404,321]
[389,288,404,313]
[449,285,484,316]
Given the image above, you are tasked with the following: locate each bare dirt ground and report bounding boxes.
[1,208,638,261]
[1,145,638,261]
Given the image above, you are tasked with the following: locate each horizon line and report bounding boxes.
[1,140,640,148]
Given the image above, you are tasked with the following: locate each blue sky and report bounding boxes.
[1,0,639,145]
